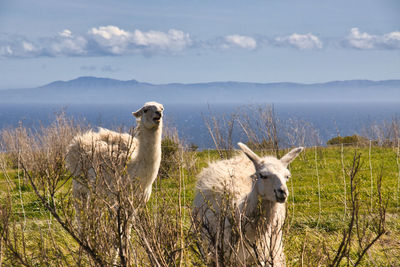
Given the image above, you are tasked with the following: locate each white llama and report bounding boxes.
[66,101,164,212]
[193,142,303,266]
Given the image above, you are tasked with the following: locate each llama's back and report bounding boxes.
[97,128,136,154]
[66,128,137,176]
[193,153,255,214]
[196,154,254,197]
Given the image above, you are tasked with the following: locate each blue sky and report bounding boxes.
[0,0,399,89]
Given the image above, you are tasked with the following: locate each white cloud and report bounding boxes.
[346,28,375,49]
[346,27,400,49]
[0,41,38,58]
[89,26,129,40]
[50,30,88,56]
[88,25,192,55]
[275,33,322,50]
[132,29,191,51]
[0,45,13,56]
[59,29,72,38]
[223,35,257,50]
[4,26,399,58]
[22,41,35,52]
[89,26,130,54]
[51,37,87,55]
[383,31,400,46]
[0,26,192,58]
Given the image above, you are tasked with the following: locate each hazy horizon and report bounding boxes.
[1,76,399,105]
[3,75,400,91]
[1,1,399,89]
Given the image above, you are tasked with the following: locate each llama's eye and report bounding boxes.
[259,174,269,179]
[286,175,291,180]
[144,109,148,113]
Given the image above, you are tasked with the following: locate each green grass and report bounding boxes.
[153,145,400,265]
[1,145,400,265]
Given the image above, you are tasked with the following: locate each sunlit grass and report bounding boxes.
[1,144,399,265]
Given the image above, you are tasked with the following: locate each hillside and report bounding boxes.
[0,77,399,104]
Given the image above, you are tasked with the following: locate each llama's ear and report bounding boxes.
[280,147,304,167]
[238,142,261,167]
[132,107,145,118]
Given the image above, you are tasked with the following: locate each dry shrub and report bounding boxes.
[363,117,400,147]
[190,190,247,266]
[0,114,85,266]
[131,194,186,265]
[284,117,321,148]
[326,135,370,147]
[0,111,390,266]
[236,105,280,157]
[203,112,237,159]
[190,189,288,266]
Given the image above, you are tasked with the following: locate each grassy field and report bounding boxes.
[158,145,400,266]
[1,143,399,266]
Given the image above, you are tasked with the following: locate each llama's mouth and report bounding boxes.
[153,117,161,123]
[274,189,288,203]
[274,192,287,203]
[276,196,286,203]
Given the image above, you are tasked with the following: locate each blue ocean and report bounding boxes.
[0,103,399,148]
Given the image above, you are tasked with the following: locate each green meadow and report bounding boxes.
[1,143,399,266]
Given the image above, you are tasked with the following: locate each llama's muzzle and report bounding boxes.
[274,188,288,203]
[153,112,162,123]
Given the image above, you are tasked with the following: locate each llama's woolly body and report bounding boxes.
[196,154,254,203]
[66,127,136,175]
[194,154,286,265]
[194,144,303,266]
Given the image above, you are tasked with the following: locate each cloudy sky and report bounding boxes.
[1,0,399,89]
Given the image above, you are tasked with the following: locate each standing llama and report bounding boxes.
[65,102,164,262]
[66,101,163,203]
[193,142,303,266]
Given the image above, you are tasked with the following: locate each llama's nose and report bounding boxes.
[155,111,162,117]
[277,188,287,198]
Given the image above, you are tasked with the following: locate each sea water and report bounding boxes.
[0,102,399,149]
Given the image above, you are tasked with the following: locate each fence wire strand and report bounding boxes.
[2,141,400,226]
[341,143,347,220]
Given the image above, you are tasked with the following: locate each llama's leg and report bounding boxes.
[112,212,135,265]
[72,180,86,227]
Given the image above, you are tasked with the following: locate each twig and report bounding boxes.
[369,140,373,210]
[20,163,106,266]
[341,143,347,219]
[314,146,321,227]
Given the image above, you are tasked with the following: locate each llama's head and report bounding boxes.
[238,142,303,203]
[133,101,164,130]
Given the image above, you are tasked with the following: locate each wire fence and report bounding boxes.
[1,141,400,227]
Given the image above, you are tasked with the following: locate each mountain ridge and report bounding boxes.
[39,76,400,88]
[1,76,399,104]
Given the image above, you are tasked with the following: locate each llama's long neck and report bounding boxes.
[127,121,162,200]
[134,122,162,163]
[244,188,281,223]
[243,186,285,261]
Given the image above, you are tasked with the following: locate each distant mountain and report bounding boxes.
[41,76,141,89]
[1,76,399,104]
